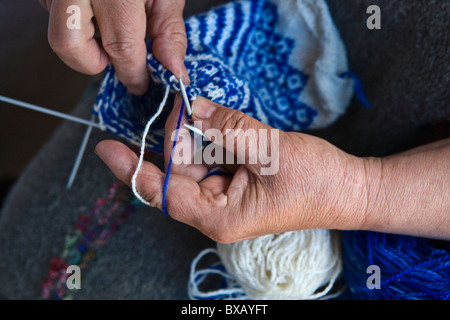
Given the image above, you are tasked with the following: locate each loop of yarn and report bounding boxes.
[131,83,171,206]
[189,230,344,300]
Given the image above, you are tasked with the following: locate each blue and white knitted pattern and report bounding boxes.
[93,0,355,153]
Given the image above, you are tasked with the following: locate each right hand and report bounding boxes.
[39,0,189,95]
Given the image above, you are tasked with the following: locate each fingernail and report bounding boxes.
[181,73,190,85]
[192,97,216,120]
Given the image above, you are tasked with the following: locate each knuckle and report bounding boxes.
[170,31,188,50]
[151,18,186,39]
[150,24,187,56]
[141,189,160,208]
[220,110,248,137]
[134,172,163,208]
[103,40,137,60]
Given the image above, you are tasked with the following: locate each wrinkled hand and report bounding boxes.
[40,0,188,95]
[95,96,370,243]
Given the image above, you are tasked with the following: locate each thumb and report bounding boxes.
[191,97,280,174]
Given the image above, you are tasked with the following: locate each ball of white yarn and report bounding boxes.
[216,229,342,299]
[187,229,340,300]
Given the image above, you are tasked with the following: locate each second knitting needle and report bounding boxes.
[179,79,193,117]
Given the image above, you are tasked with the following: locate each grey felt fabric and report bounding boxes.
[310,0,450,157]
[0,0,448,299]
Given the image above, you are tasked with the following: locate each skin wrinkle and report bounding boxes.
[149,21,187,44]
[203,191,235,243]
[290,139,320,222]
[362,157,383,231]
[227,170,258,242]
[102,40,139,61]
[265,136,308,234]
[146,0,184,16]
[92,1,144,46]
[208,109,244,144]
[174,182,198,223]
[150,27,188,56]
[271,151,300,226]
[137,162,165,207]
[333,154,363,230]
[266,185,290,234]
[278,134,310,223]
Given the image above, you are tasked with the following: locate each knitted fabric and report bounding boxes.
[93,0,355,153]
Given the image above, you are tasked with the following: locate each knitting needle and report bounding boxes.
[66,116,95,189]
[183,123,205,137]
[0,95,102,129]
[183,123,212,149]
[0,94,101,189]
[179,79,193,117]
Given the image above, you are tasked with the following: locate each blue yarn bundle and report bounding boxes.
[342,231,450,300]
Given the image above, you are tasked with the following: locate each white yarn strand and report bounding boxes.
[189,229,343,300]
[131,84,171,205]
[188,249,248,300]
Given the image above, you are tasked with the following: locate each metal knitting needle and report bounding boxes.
[66,116,95,189]
[179,79,193,117]
[183,123,205,137]
[183,123,212,149]
[0,94,101,189]
[0,95,102,129]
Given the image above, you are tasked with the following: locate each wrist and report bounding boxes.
[323,153,383,232]
[359,156,384,231]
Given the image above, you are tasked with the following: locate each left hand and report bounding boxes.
[95,95,369,243]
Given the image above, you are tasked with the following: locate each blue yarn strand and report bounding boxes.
[340,71,371,108]
[162,101,232,216]
[162,100,185,217]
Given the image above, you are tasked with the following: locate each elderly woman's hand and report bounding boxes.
[40,0,188,95]
[95,96,372,243]
[96,96,450,242]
